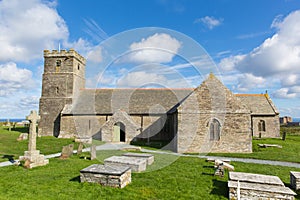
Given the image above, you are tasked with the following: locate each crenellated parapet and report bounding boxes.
[44,48,86,64]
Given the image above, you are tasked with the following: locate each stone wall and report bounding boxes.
[252,115,280,138]
[39,98,72,136]
[39,49,85,137]
[177,112,252,153]
[176,74,252,153]
[60,113,176,143]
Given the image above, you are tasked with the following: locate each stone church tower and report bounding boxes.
[38,49,86,136]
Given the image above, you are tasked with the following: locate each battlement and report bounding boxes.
[44,49,86,64]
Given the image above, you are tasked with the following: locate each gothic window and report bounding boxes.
[258,120,266,132]
[210,118,221,141]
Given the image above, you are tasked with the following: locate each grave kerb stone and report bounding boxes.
[104,156,147,172]
[80,164,131,188]
[122,153,154,165]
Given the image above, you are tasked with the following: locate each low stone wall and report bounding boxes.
[290,171,300,190]
[80,164,131,188]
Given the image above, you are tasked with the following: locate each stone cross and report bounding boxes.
[26,110,40,152]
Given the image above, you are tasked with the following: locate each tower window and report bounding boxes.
[55,87,59,94]
[78,64,80,70]
[56,60,61,73]
[56,60,61,67]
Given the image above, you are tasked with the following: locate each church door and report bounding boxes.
[113,122,126,142]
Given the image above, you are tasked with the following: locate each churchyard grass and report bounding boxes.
[0,127,300,199]
[0,126,78,162]
[208,127,300,163]
[0,154,299,199]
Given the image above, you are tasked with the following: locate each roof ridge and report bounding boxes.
[235,94,265,97]
[83,88,194,91]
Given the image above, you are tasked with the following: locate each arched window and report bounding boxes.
[258,120,266,132]
[210,119,221,141]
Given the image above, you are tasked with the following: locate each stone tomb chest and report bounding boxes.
[122,153,154,165]
[290,171,300,190]
[80,164,131,188]
[228,172,296,200]
[104,156,147,172]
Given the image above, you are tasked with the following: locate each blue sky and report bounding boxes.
[1,0,300,118]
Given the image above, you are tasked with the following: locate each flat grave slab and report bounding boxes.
[229,171,284,186]
[228,172,296,200]
[104,156,147,172]
[80,164,131,188]
[290,171,300,190]
[122,153,154,165]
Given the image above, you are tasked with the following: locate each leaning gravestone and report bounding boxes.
[60,144,74,159]
[19,110,49,168]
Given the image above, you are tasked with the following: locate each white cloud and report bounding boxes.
[272,88,297,99]
[234,73,267,92]
[219,10,300,98]
[125,33,181,63]
[194,16,223,30]
[19,96,39,109]
[0,62,34,96]
[0,0,68,62]
[219,55,245,71]
[86,45,103,63]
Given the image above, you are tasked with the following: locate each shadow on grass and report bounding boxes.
[70,176,81,182]
[210,179,228,198]
[12,127,29,133]
[2,155,15,162]
[202,172,214,176]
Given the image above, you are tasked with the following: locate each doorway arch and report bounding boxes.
[113,122,126,142]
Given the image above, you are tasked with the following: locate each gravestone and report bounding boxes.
[77,143,83,155]
[7,119,11,131]
[19,110,49,168]
[290,171,300,190]
[17,133,28,141]
[80,164,131,188]
[90,145,96,160]
[282,131,287,141]
[60,144,74,158]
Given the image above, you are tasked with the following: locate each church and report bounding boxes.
[38,49,280,153]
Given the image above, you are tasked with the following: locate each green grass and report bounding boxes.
[0,154,299,200]
[208,127,300,162]
[0,127,78,162]
[0,126,300,199]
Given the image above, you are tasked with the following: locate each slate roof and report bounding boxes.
[62,88,193,115]
[236,94,279,115]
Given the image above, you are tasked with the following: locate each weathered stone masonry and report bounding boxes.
[38,49,280,153]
